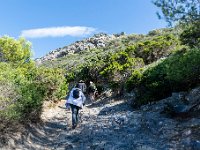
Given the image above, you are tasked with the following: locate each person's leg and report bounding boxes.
[94,90,98,99]
[92,91,96,100]
[70,104,77,128]
[89,92,94,101]
[75,106,80,125]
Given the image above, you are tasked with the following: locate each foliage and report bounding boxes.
[179,21,200,48]
[100,51,144,82]
[153,0,200,49]
[99,33,178,89]
[0,64,67,122]
[126,34,179,64]
[125,69,143,92]
[40,28,180,96]
[0,36,32,66]
[36,27,200,108]
[0,36,67,126]
[126,47,200,105]
[0,63,20,119]
[153,0,200,25]
[35,67,68,100]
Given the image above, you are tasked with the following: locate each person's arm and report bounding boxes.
[66,89,74,103]
[70,89,74,96]
[66,90,71,100]
[65,90,71,107]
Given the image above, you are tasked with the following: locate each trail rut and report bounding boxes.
[2,97,200,150]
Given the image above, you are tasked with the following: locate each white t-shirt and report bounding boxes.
[66,88,86,108]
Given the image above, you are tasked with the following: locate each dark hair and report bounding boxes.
[75,84,79,88]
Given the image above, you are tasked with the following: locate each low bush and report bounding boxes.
[0,36,68,128]
[0,64,68,122]
[126,47,200,105]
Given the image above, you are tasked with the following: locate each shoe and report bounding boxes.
[72,124,77,129]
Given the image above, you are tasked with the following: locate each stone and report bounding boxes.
[35,33,117,63]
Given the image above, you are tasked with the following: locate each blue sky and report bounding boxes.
[0,0,167,59]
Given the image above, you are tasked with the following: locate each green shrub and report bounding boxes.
[165,48,200,90]
[0,36,32,66]
[34,67,68,100]
[133,34,179,64]
[126,47,200,105]
[179,21,200,48]
[0,63,68,122]
[125,69,143,92]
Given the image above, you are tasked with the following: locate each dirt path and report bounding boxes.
[2,97,200,150]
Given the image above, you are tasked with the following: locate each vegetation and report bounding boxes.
[35,21,199,109]
[1,18,199,130]
[40,29,179,95]
[153,0,200,25]
[0,1,199,147]
[0,36,67,131]
[179,21,200,48]
[126,47,200,105]
[153,0,200,49]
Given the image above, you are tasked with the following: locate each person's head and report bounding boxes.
[75,84,79,88]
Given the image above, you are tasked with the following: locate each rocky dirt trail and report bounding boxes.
[2,95,200,150]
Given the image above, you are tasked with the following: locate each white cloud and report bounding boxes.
[20,26,97,38]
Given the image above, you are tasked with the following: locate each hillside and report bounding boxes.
[0,27,200,149]
[35,32,125,65]
[34,27,200,104]
[35,29,174,69]
[1,0,200,149]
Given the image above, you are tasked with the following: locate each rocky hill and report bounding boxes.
[1,27,200,149]
[35,32,125,65]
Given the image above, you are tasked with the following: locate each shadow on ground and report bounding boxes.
[98,102,133,116]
